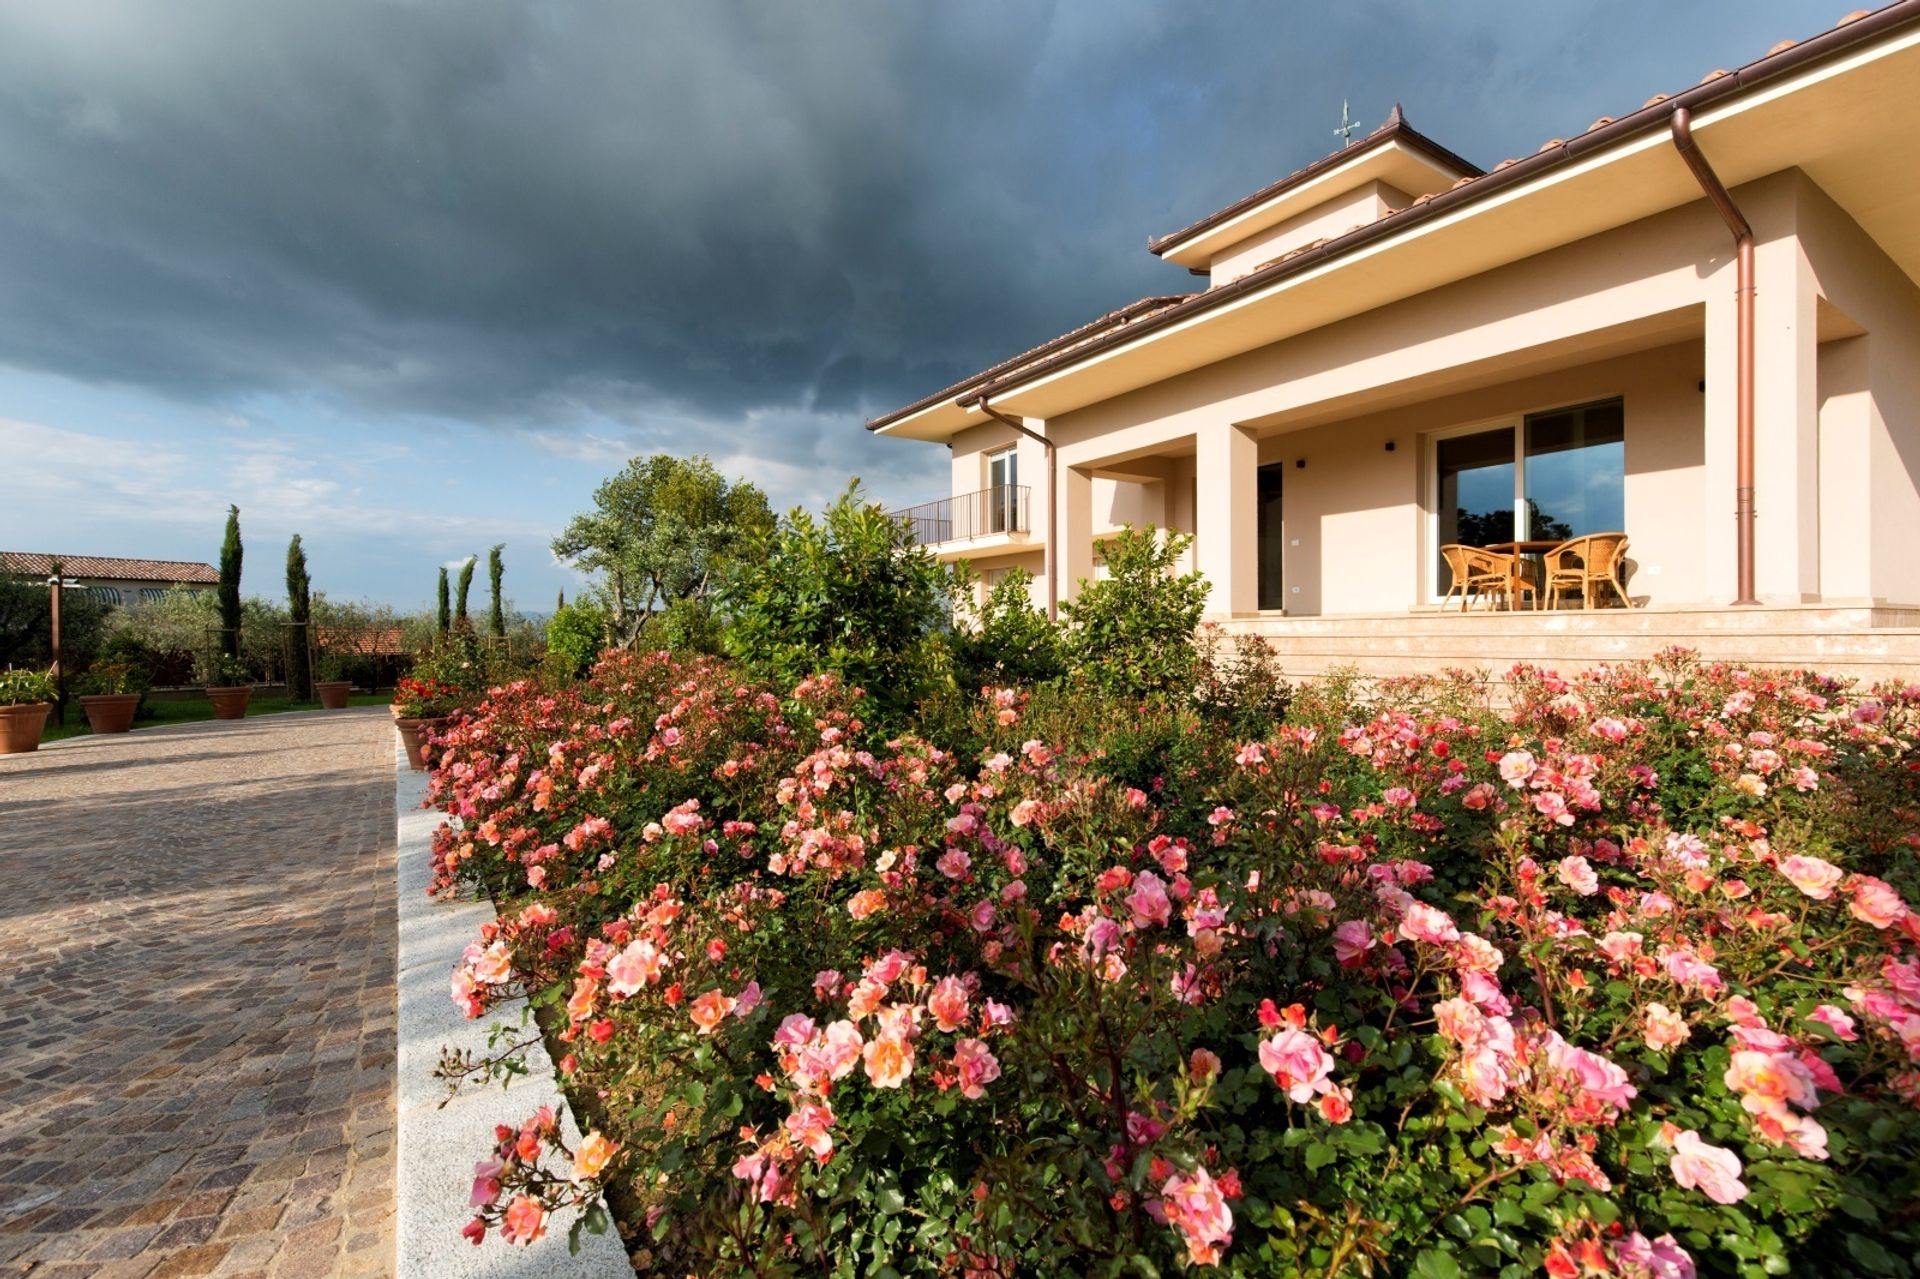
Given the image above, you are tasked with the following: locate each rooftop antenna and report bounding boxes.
[1335,99,1360,147]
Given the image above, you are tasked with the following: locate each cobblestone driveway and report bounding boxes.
[0,708,397,1278]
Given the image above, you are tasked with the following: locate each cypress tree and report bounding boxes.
[556,588,565,612]
[286,534,312,700]
[437,568,451,635]
[218,505,243,661]
[487,543,506,637]
[455,557,476,628]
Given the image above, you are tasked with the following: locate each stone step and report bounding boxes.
[1217,609,1920,684]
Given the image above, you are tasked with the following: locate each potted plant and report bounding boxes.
[314,653,353,710]
[74,661,150,734]
[206,655,253,720]
[0,668,58,754]
[392,675,459,770]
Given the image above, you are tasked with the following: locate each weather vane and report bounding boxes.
[1335,99,1359,146]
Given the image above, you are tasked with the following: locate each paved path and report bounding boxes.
[0,708,397,1278]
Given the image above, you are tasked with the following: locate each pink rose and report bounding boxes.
[1160,1166,1233,1267]
[1258,1028,1335,1103]
[1668,1130,1747,1204]
[1556,855,1600,896]
[784,1102,836,1161]
[1777,854,1843,900]
[1849,876,1909,929]
[952,1037,1001,1099]
[1400,901,1460,945]
[1331,920,1374,966]
[1127,870,1173,928]
[927,976,970,1033]
[1644,1003,1690,1052]
[1806,1004,1858,1042]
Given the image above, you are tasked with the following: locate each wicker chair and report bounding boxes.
[1543,533,1633,609]
[1440,544,1534,612]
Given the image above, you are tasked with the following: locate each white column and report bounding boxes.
[1061,465,1095,605]
[1749,231,1822,602]
[1194,423,1258,618]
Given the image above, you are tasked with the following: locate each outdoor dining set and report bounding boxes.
[1439,532,1634,612]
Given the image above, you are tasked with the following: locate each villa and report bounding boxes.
[870,3,1920,681]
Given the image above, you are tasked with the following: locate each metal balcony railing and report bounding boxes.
[892,484,1032,547]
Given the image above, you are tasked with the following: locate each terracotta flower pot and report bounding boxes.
[0,702,53,754]
[207,686,252,720]
[315,681,352,710]
[79,693,141,734]
[394,716,448,771]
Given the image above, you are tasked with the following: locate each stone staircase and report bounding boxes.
[1221,605,1920,686]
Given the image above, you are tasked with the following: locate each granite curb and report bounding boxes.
[392,744,633,1277]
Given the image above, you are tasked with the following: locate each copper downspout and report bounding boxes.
[1671,105,1759,606]
[969,395,1059,621]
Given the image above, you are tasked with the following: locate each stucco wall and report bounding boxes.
[1208,182,1411,287]
[1791,175,1920,607]
[1245,342,1703,615]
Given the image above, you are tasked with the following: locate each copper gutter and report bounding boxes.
[1670,105,1759,606]
[911,0,1920,419]
[970,396,1059,621]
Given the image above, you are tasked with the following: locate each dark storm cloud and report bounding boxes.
[0,0,1835,434]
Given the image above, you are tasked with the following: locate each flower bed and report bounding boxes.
[426,650,1920,1275]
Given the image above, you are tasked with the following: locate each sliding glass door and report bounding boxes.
[1434,428,1518,595]
[1430,399,1625,597]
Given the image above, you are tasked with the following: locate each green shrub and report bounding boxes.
[722,483,951,727]
[949,566,1064,693]
[1062,525,1210,702]
[73,660,151,697]
[545,601,608,680]
[0,667,56,705]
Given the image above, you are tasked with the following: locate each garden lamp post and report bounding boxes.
[46,573,83,727]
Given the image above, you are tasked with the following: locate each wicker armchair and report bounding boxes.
[1543,533,1633,609]
[1440,544,1534,612]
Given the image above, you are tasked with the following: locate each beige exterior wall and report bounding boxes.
[1252,343,1704,614]
[932,168,1920,623]
[1208,182,1411,287]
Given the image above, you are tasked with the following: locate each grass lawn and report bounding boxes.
[41,691,394,742]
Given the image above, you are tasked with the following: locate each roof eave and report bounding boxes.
[962,0,1920,409]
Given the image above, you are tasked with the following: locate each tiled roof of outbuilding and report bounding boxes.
[0,552,220,584]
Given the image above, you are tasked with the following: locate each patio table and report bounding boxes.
[1482,540,1563,610]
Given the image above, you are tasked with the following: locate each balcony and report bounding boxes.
[892,484,1033,556]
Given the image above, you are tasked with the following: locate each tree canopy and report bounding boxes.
[552,453,774,648]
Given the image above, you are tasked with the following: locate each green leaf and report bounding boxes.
[876,1185,906,1215]
[1304,1141,1337,1171]
[1413,1247,1462,1279]
[1845,1235,1898,1275]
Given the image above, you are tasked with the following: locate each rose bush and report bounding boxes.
[427,649,1920,1276]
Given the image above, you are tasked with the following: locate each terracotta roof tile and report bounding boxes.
[0,552,219,584]
[862,294,1194,429]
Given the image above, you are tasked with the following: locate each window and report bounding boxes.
[139,588,169,603]
[986,447,1019,534]
[1257,463,1286,610]
[1431,399,1625,595]
[87,585,122,606]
